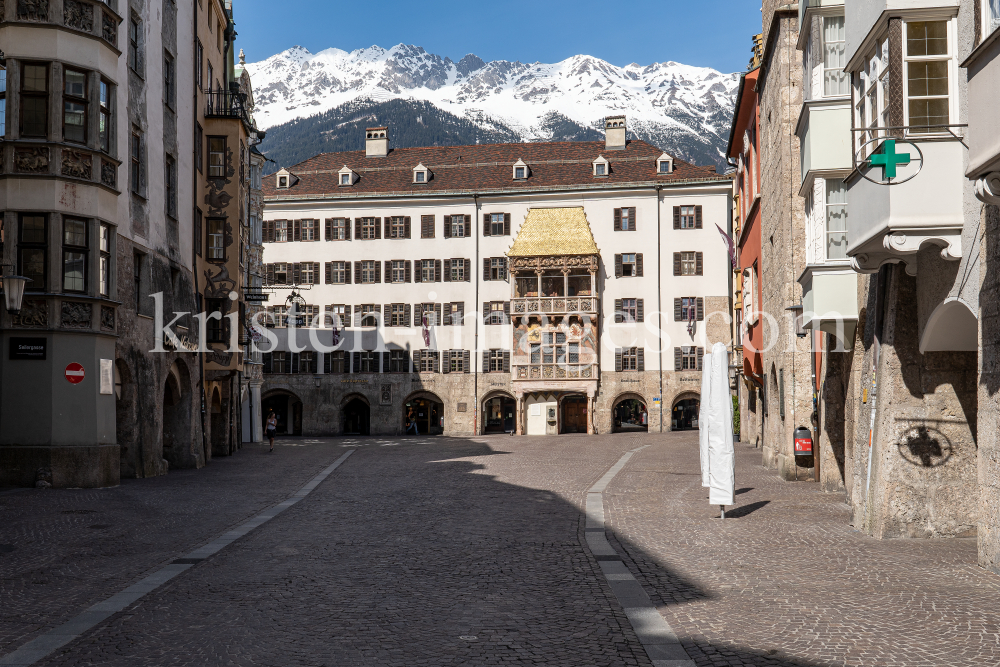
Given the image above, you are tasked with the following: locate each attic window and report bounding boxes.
[656,153,674,174]
[278,176,288,188]
[338,165,355,186]
[593,156,609,177]
[413,163,430,184]
[515,167,525,179]
[340,174,350,185]
[513,159,529,180]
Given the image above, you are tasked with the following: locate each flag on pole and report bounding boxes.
[716,224,737,269]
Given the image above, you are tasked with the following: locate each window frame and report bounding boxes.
[63,68,88,145]
[488,301,506,326]
[679,206,696,229]
[329,217,347,240]
[130,128,145,195]
[389,216,407,239]
[621,253,637,277]
[360,217,378,240]
[420,259,435,283]
[620,207,635,231]
[621,347,638,371]
[18,214,48,292]
[360,260,377,284]
[330,261,347,285]
[489,213,505,236]
[822,14,849,97]
[988,0,1000,39]
[359,304,378,328]
[449,215,466,238]
[20,62,49,139]
[62,217,89,293]
[128,17,141,72]
[824,178,849,261]
[99,79,113,153]
[99,223,112,297]
[680,251,697,276]
[163,51,175,109]
[301,218,317,241]
[449,258,465,282]
[489,257,507,281]
[165,155,177,219]
[274,219,288,243]
[208,136,226,178]
[680,346,698,371]
[207,217,225,260]
[902,18,955,136]
[391,260,406,284]
[621,298,637,323]
[390,303,407,327]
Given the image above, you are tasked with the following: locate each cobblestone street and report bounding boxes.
[1,433,998,666]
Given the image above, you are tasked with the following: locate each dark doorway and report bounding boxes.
[292,401,303,435]
[483,396,516,434]
[262,395,290,434]
[404,397,444,435]
[344,398,370,435]
[672,398,700,431]
[561,395,588,434]
[613,398,648,433]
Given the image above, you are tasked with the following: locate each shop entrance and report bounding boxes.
[561,395,588,433]
[672,398,701,431]
[613,398,648,432]
[262,394,291,434]
[483,395,516,434]
[404,396,444,435]
[343,398,370,435]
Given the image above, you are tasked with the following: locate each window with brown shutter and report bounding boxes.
[636,348,644,371]
[421,215,435,238]
[404,216,411,238]
[443,259,451,282]
[443,217,452,238]
[293,219,301,242]
[673,206,681,229]
[674,298,682,321]
[614,208,621,231]
[266,263,274,285]
[696,297,704,320]
[695,205,703,229]
[504,213,511,236]
[674,347,682,371]
[435,259,442,282]
[696,252,703,275]
[464,259,471,282]
[325,219,332,241]
[636,299,644,323]
[614,298,623,323]
[483,258,490,281]
[615,348,623,372]
[678,252,698,275]
[615,254,622,278]
[483,214,491,237]
[405,260,411,283]
[636,253,643,277]
[673,252,682,276]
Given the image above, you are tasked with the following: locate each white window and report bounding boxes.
[360,261,377,283]
[300,263,316,285]
[450,215,466,238]
[340,173,350,185]
[989,0,1000,37]
[301,219,316,241]
[329,218,348,240]
[420,259,435,282]
[679,206,696,229]
[825,179,848,260]
[823,16,848,96]
[489,213,506,236]
[680,252,697,276]
[391,260,406,283]
[621,298,637,323]
[415,171,425,182]
[855,38,889,158]
[330,261,347,284]
[274,220,288,243]
[905,20,951,134]
[450,259,465,282]
[621,253,637,276]
[515,167,525,179]
[658,160,671,173]
[595,163,606,176]
[278,176,287,188]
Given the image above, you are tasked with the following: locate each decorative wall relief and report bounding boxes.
[380,384,392,406]
[16,0,48,21]
[12,300,47,328]
[204,180,233,213]
[101,11,116,45]
[203,262,236,298]
[63,0,93,31]
[101,160,116,188]
[15,147,49,173]
[61,301,92,329]
[62,150,92,179]
[100,305,116,331]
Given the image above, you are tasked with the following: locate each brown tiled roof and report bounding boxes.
[263,140,727,200]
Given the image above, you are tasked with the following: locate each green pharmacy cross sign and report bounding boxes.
[869,139,911,179]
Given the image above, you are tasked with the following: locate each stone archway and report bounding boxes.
[403,391,444,436]
[262,390,302,436]
[342,393,370,436]
[162,360,193,468]
[612,392,648,433]
[671,391,701,431]
[482,391,516,434]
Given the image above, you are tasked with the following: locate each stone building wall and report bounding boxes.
[978,202,1000,573]
[757,4,815,480]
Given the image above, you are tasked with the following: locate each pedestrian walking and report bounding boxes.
[265,410,277,452]
[406,407,419,435]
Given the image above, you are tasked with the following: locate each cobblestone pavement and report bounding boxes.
[1,433,998,666]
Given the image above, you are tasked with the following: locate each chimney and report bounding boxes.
[605,115,626,151]
[366,126,389,157]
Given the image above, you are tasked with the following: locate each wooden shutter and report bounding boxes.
[673,253,681,276]
[697,297,704,321]
[696,252,703,275]
[413,304,421,327]
[483,302,490,321]
[503,301,510,321]
[443,259,451,282]
[404,216,411,238]
[464,259,471,282]
[383,350,391,373]
[414,261,422,283]
[375,262,381,283]
[354,263,362,284]
[262,353,272,373]
[637,348,645,372]
[293,219,301,242]
[434,260,442,282]
[383,304,390,327]
[504,213,511,236]
[385,261,392,284]
[313,263,321,284]
[354,305,362,327]
[345,261,352,284]
[442,350,451,374]
[483,258,490,281]
[615,348,623,372]
[354,218,362,239]
[343,305,351,328]
[405,260,412,283]
[455,302,464,325]
[404,304,411,327]
[463,350,470,374]
[464,214,471,232]
[323,353,331,374]
[614,208,621,231]
[636,254,643,277]
[503,350,510,373]
[434,303,442,327]
[344,218,351,240]
[325,218,332,241]
[628,208,637,230]
[443,216,451,238]
[697,347,705,370]
[636,299,644,323]
[421,214,434,238]
[615,298,623,324]
[674,298,682,321]
[695,205,703,229]
[292,263,301,284]
[674,347,682,371]
[352,351,361,373]
[483,214,491,236]
[615,254,623,278]
[374,217,382,239]
[266,264,274,285]
[673,206,680,229]
[290,353,299,374]
[384,217,391,239]
[404,348,411,373]
[325,262,332,284]
[483,350,489,372]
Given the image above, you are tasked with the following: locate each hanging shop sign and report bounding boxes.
[856,137,924,185]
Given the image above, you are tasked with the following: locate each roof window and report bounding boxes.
[413,163,431,184]
[593,155,610,177]
[656,152,674,175]
[513,158,529,180]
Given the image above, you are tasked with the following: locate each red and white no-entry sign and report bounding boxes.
[65,363,85,384]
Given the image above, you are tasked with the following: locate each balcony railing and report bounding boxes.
[513,364,596,380]
[205,90,255,130]
[511,297,598,315]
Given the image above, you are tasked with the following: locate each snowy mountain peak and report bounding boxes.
[246,44,739,168]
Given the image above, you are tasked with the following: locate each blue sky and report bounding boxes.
[233,0,762,73]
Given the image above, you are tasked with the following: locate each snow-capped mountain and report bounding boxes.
[245,44,739,169]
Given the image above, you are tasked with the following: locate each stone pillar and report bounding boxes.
[515,393,523,435]
[587,392,595,435]
[250,381,263,443]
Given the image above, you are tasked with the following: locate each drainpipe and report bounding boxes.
[656,185,663,432]
[473,194,480,436]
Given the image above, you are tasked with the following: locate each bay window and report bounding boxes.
[825,180,848,261]
[21,63,48,138]
[99,223,112,297]
[19,214,47,291]
[63,218,88,292]
[905,21,951,134]
[99,80,112,153]
[823,16,848,96]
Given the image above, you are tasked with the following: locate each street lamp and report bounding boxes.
[1,266,30,314]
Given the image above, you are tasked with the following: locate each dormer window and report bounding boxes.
[412,163,430,184]
[338,165,356,187]
[279,176,288,188]
[593,155,610,177]
[656,152,674,175]
[513,158,529,180]
[275,168,297,189]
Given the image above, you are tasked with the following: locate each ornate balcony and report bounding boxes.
[513,364,596,380]
[511,296,598,315]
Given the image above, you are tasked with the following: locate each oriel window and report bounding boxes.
[18,214,47,291]
[63,218,88,293]
[207,218,225,259]
[99,80,112,153]
[208,137,226,177]
[62,70,87,144]
[99,223,112,297]
[905,20,951,133]
[21,63,48,138]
